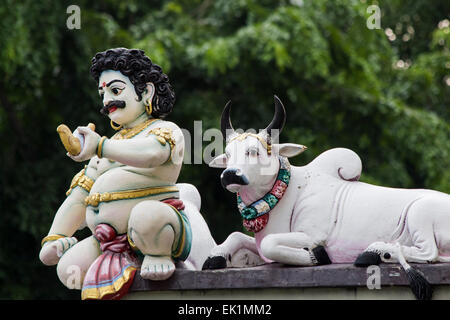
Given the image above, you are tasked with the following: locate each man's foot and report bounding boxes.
[140,255,175,281]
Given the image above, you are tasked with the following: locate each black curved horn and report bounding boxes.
[265,95,286,139]
[221,100,234,141]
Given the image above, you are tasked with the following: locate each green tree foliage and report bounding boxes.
[0,0,448,299]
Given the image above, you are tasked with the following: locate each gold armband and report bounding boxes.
[41,234,65,247]
[66,166,94,196]
[146,127,175,150]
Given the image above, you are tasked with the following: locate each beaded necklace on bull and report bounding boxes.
[230,133,291,233]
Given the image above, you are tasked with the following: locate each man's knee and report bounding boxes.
[128,200,180,255]
[129,201,179,231]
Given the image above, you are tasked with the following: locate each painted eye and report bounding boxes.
[111,87,123,95]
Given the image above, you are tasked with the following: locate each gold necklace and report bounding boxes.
[112,118,159,140]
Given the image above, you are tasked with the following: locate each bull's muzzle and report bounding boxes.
[220,168,249,189]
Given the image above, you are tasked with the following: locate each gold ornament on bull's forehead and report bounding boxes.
[229,132,272,155]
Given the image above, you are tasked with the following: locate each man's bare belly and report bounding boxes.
[85,157,182,234]
[91,157,181,192]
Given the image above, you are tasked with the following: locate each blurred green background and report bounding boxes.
[0,0,448,299]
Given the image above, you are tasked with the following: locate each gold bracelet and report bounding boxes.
[41,234,66,247]
[97,136,108,158]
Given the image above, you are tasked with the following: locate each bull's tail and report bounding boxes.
[396,243,433,300]
[308,148,362,182]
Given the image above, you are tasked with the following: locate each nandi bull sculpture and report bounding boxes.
[204,96,450,300]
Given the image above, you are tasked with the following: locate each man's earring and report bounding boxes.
[110,120,122,131]
[145,98,152,116]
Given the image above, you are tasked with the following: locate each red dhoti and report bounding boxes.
[81,224,140,300]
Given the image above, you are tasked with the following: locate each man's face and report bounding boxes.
[98,70,146,126]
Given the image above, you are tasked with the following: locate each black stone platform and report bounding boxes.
[129,263,450,292]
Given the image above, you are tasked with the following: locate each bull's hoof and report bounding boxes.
[202,256,227,270]
[354,251,381,267]
[312,246,332,265]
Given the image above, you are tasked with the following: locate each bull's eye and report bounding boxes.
[246,148,259,157]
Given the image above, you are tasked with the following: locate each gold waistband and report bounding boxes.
[84,185,179,207]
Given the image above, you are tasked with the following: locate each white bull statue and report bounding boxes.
[203,96,450,300]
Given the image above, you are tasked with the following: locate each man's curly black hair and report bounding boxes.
[90,48,175,119]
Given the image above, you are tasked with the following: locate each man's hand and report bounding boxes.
[68,125,101,162]
[39,237,78,266]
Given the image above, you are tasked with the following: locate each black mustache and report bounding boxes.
[100,100,126,115]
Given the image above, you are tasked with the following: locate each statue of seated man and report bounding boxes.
[39,48,207,300]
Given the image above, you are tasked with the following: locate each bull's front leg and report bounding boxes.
[202,232,264,270]
[260,232,331,266]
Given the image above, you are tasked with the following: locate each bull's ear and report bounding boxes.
[209,153,228,168]
[273,143,307,158]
